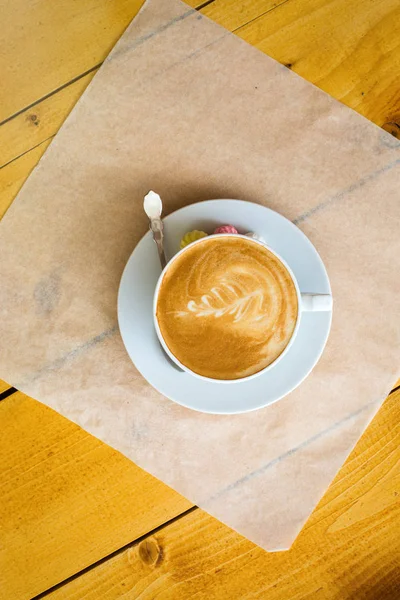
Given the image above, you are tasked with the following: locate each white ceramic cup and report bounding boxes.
[153,234,332,383]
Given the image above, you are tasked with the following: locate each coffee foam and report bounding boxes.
[156,236,298,380]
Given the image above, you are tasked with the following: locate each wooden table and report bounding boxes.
[1,1,399,598]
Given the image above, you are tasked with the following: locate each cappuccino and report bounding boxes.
[156,236,298,380]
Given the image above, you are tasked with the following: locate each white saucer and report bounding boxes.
[118,200,332,414]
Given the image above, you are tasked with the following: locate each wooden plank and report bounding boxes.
[186,0,213,5]
[235,0,400,130]
[0,3,398,599]
[46,390,400,599]
[201,0,287,31]
[0,392,192,600]
[2,0,400,174]
[0,74,94,169]
[0,380,12,395]
[0,1,209,169]
[0,0,210,123]
[0,140,51,219]
[0,0,145,123]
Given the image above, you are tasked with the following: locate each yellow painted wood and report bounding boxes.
[1,0,400,176]
[0,140,51,219]
[0,0,145,123]
[0,392,192,600]
[0,1,206,169]
[0,380,11,394]
[0,0,208,123]
[0,74,94,169]
[46,390,400,600]
[0,1,399,599]
[202,0,287,31]
[235,0,400,131]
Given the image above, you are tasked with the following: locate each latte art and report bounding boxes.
[156,237,298,380]
[178,278,268,323]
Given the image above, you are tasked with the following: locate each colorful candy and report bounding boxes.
[214,225,238,234]
[180,230,208,249]
[180,226,265,249]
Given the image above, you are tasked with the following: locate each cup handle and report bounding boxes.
[300,293,332,312]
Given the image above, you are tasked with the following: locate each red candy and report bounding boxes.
[214,225,238,234]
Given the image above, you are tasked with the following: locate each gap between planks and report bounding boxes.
[2,0,399,169]
[0,0,399,590]
[1,383,398,404]
[11,380,399,598]
[0,1,216,129]
[0,64,102,130]
[31,506,199,600]
[0,386,17,401]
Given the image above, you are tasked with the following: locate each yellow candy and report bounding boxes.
[180,230,208,249]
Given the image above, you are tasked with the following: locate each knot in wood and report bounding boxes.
[138,538,162,566]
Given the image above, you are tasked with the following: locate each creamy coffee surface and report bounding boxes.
[156,237,298,380]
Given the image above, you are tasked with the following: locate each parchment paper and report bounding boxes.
[1,0,399,551]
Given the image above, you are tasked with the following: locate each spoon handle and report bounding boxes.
[149,217,167,270]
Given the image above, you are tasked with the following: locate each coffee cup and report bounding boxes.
[153,234,332,383]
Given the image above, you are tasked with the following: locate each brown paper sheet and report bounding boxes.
[1,0,399,551]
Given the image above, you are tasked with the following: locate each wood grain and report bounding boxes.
[234,0,400,131]
[0,74,94,169]
[0,1,208,172]
[1,0,400,178]
[0,0,208,124]
[0,392,191,600]
[1,1,399,599]
[45,390,400,600]
[201,0,285,32]
[0,0,145,123]
[0,380,11,394]
[0,140,51,219]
